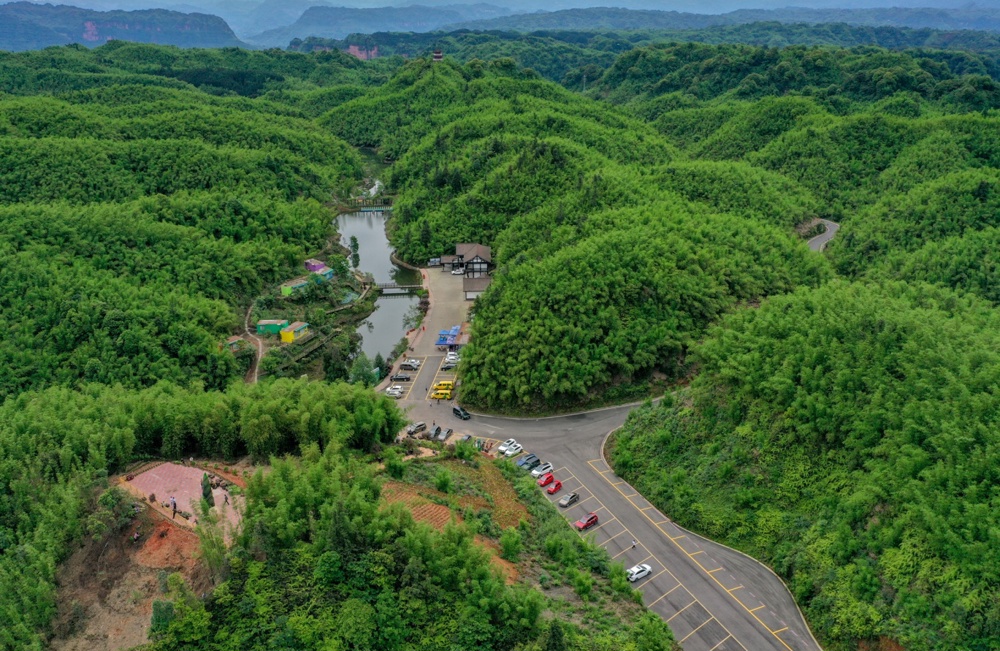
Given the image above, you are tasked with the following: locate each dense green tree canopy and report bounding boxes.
[612,282,1000,650]
[6,34,1000,651]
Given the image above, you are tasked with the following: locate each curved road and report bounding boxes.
[389,242,839,650]
[400,371,821,651]
[806,219,840,252]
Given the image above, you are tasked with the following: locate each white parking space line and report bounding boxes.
[633,567,669,588]
[648,582,684,607]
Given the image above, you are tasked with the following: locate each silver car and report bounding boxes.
[530,462,553,478]
[558,492,579,508]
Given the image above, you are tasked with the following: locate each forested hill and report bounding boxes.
[445,5,1000,32]
[0,2,245,51]
[324,57,831,410]
[289,24,1000,91]
[0,42,389,400]
[320,47,1000,649]
[5,36,1000,651]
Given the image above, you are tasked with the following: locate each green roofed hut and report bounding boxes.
[256,319,289,335]
[281,276,310,297]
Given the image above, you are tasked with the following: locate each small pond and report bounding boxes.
[336,211,420,361]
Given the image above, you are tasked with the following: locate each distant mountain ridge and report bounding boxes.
[443,5,1000,33]
[247,3,510,47]
[0,2,245,51]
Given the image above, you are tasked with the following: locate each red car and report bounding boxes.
[537,472,555,487]
[574,512,599,531]
[547,480,563,495]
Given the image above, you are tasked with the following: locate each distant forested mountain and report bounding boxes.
[290,23,1000,90]
[248,3,510,47]
[0,1,246,50]
[446,5,1000,32]
[0,2,246,51]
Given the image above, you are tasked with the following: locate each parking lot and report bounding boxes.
[470,433,816,651]
[387,354,462,403]
[386,269,817,651]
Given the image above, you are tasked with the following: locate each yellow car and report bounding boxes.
[433,380,455,391]
[430,389,452,400]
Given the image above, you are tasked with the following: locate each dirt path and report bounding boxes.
[243,303,265,384]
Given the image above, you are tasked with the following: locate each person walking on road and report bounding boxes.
[631,539,637,549]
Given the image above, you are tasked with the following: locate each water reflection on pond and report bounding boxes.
[336,211,419,361]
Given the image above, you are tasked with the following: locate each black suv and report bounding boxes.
[389,373,411,382]
[453,406,471,420]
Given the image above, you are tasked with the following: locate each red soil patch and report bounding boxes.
[134,517,201,571]
[408,503,456,530]
[51,506,211,651]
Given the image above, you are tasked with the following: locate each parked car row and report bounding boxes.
[499,441,583,521]
[404,421,455,442]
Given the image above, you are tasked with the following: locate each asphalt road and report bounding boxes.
[397,361,821,651]
[807,219,840,252]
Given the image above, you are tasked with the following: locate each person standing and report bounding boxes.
[170,496,177,519]
[631,539,637,549]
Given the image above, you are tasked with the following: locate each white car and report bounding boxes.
[497,438,517,454]
[530,462,553,478]
[504,443,523,457]
[626,564,652,582]
[403,359,421,367]
[451,267,465,275]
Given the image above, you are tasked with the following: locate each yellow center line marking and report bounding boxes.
[670,534,685,541]
[749,605,765,613]
[707,567,724,574]
[647,582,683,607]
[640,506,656,511]
[587,459,604,464]
[667,600,698,622]
[586,461,754,651]
[709,635,732,651]
[680,616,716,643]
[728,586,744,593]
[774,627,788,635]
[621,493,639,498]
[689,550,705,556]
[612,481,626,486]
